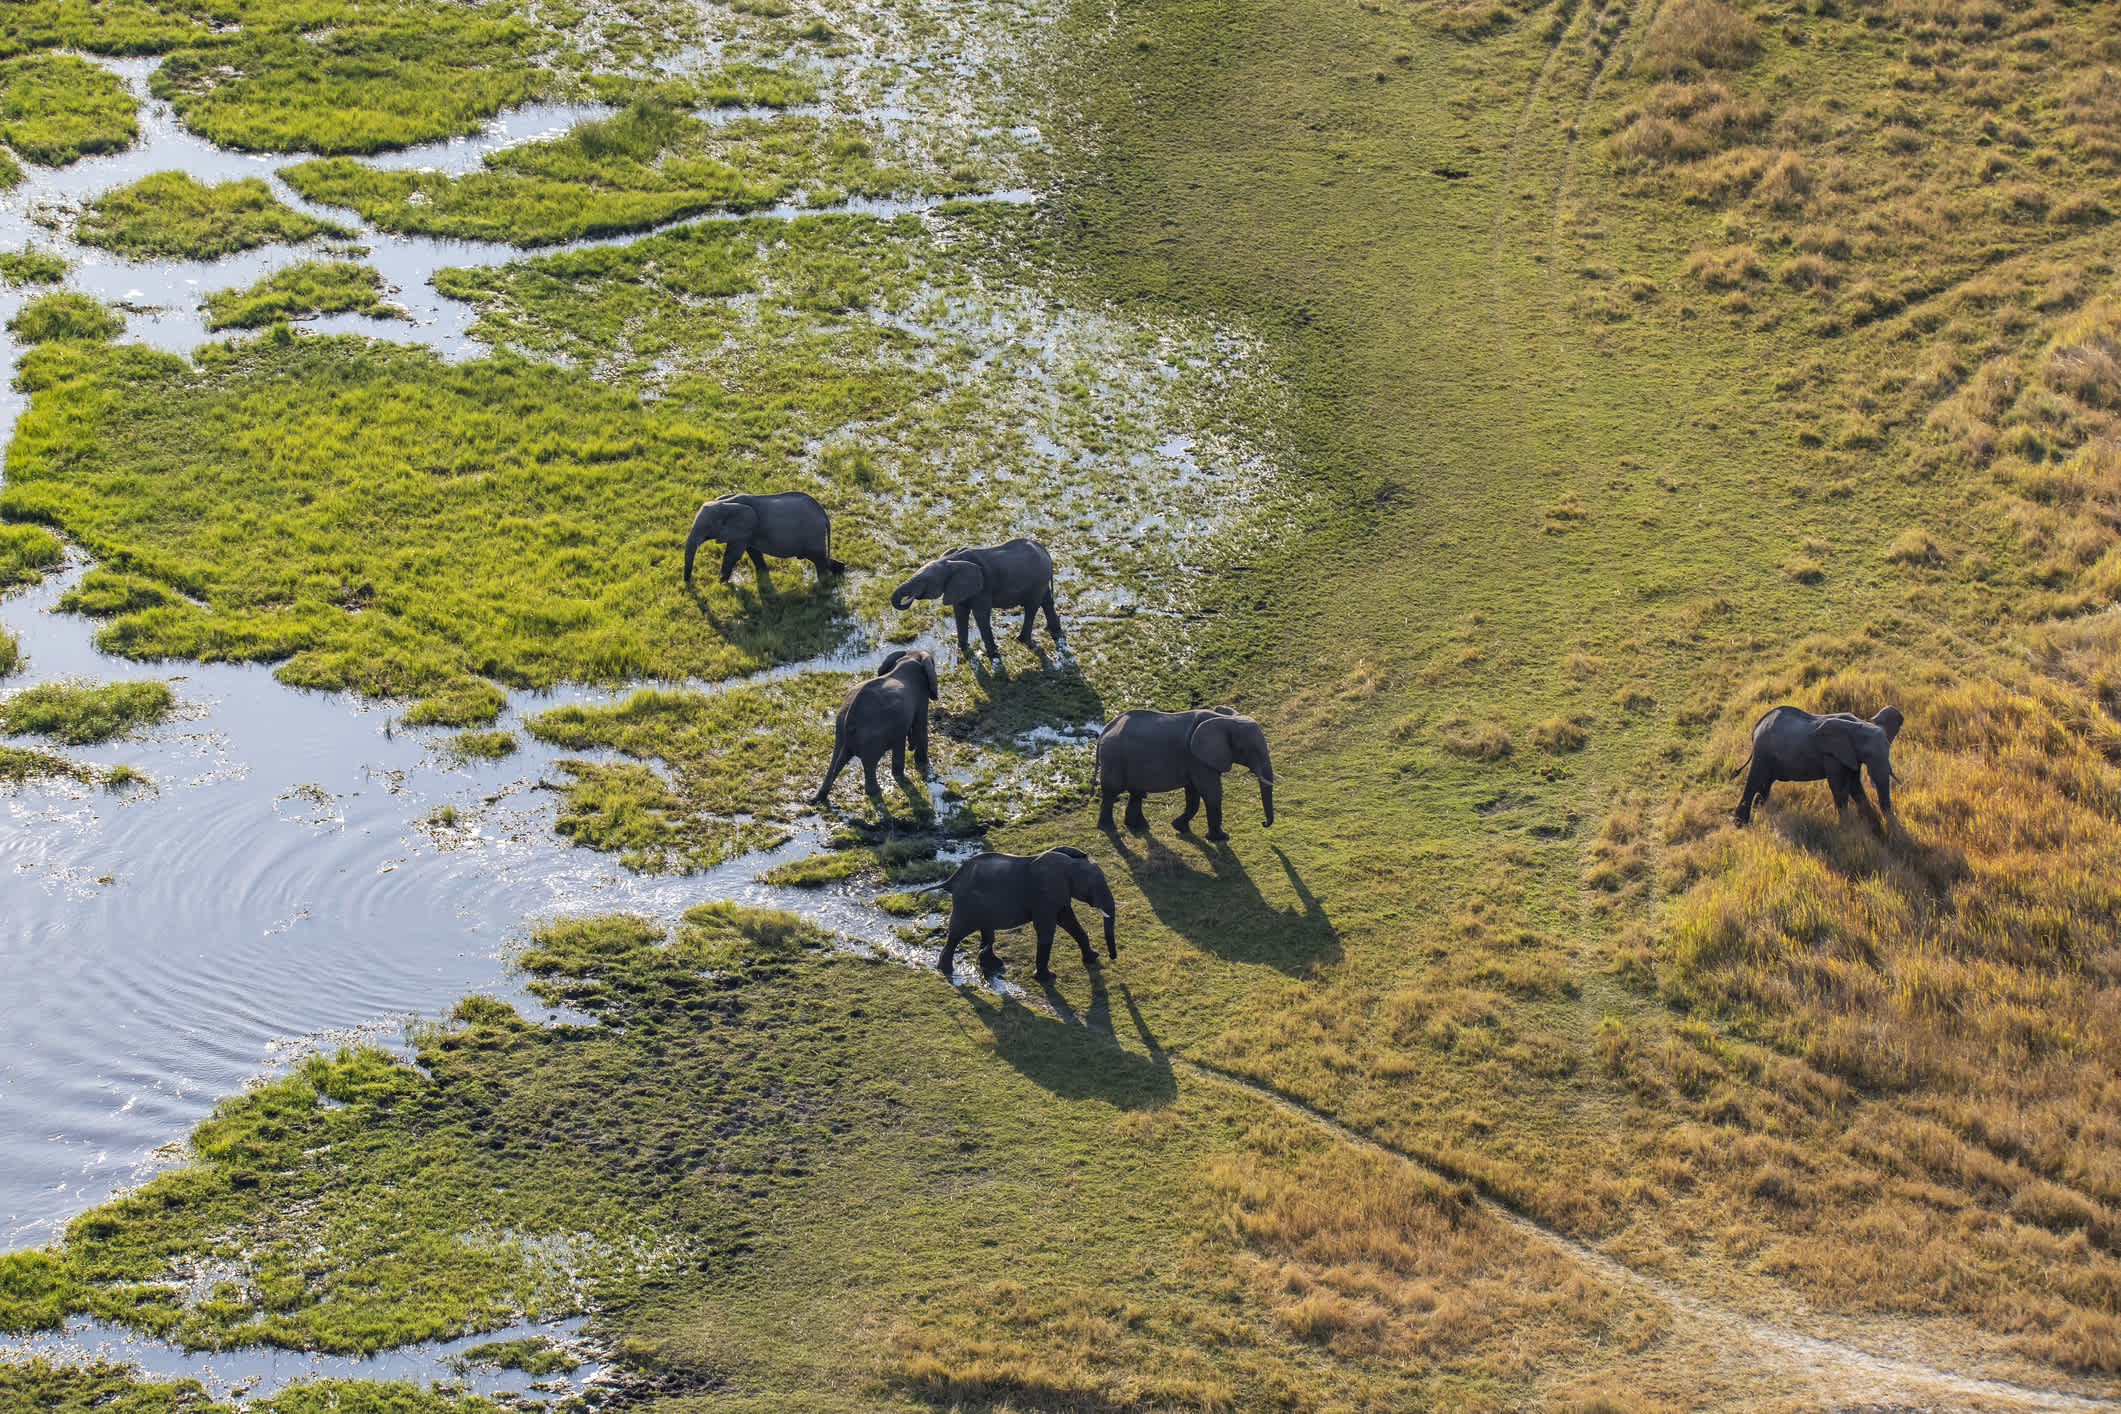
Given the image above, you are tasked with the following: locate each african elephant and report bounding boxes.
[683,491,846,588]
[1095,707,1275,842]
[1733,704,1905,830]
[812,649,939,805]
[890,538,1062,658]
[932,846,1117,981]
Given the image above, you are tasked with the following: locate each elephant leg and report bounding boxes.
[1826,764,1853,817]
[977,929,1000,972]
[891,737,907,778]
[1040,589,1063,642]
[1033,918,1057,982]
[1123,791,1149,832]
[938,917,974,975]
[1098,783,1121,832]
[911,711,932,777]
[1016,603,1037,645]
[1202,778,1229,842]
[973,606,1002,658]
[748,547,773,591]
[812,741,851,805]
[718,542,744,583]
[1058,905,1096,966]
[861,753,884,798]
[953,604,973,655]
[1843,767,1884,832]
[1173,783,1199,832]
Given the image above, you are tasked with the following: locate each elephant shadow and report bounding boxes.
[694,575,850,663]
[962,977,1174,1109]
[1108,836,1338,977]
[947,652,1106,741]
[1767,797,1970,899]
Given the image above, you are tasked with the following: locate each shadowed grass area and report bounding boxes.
[7,291,119,343]
[76,172,351,260]
[282,105,940,248]
[0,52,137,166]
[201,261,404,331]
[0,679,173,744]
[1,914,1660,1408]
[0,523,63,585]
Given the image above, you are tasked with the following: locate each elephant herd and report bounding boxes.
[681,492,1909,982]
[681,491,1276,984]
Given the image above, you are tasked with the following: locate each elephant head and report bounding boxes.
[1190,710,1275,826]
[890,553,982,610]
[879,648,939,701]
[683,497,757,585]
[1048,846,1118,958]
[1819,707,1901,815]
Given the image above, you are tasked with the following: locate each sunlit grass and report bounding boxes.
[0,678,173,744]
[202,261,404,330]
[7,291,119,343]
[0,52,135,165]
[76,172,351,259]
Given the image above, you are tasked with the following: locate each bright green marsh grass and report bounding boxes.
[202,261,403,331]
[0,245,66,284]
[76,172,351,260]
[0,52,137,166]
[0,679,173,744]
[283,105,930,247]
[7,291,119,343]
[0,629,17,679]
[0,744,88,783]
[0,523,63,585]
[445,728,517,761]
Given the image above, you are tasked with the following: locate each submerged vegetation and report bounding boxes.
[0,679,174,744]
[201,261,404,331]
[0,52,136,166]
[75,172,351,260]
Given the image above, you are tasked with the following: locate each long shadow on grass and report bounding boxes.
[1108,834,1338,976]
[694,574,850,663]
[945,651,1105,740]
[962,975,1174,1108]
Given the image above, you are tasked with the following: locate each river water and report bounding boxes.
[0,54,1021,1402]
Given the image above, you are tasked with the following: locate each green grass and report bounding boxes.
[0,629,16,679]
[0,744,88,783]
[0,245,66,283]
[75,172,351,260]
[455,1335,577,1375]
[445,728,517,761]
[0,522,63,585]
[202,261,404,331]
[0,52,138,165]
[400,679,505,727]
[0,679,173,744]
[7,291,120,343]
[282,104,936,248]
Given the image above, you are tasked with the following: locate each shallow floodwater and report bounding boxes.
[0,45,1034,1400]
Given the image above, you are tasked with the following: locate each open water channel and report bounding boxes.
[0,55,1019,1404]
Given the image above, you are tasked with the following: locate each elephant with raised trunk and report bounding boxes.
[931,846,1117,981]
[1095,707,1275,842]
[813,650,938,805]
[1734,704,1905,831]
[683,491,846,588]
[890,538,1062,658]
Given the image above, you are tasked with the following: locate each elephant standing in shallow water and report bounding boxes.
[683,491,845,588]
[890,538,1062,658]
[1095,707,1275,842]
[1734,704,1904,830]
[812,650,938,805]
[932,846,1117,981]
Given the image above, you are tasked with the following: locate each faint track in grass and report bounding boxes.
[1167,1050,2121,1411]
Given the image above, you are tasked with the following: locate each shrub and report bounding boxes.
[1638,0,1762,78]
[6,292,120,343]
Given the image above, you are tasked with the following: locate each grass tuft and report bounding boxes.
[7,292,120,343]
[1638,0,1762,79]
[203,261,404,330]
[0,246,66,285]
[0,53,137,166]
[0,523,63,586]
[76,172,351,260]
[0,679,174,744]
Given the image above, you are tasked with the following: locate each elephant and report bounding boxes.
[930,846,1117,981]
[683,491,846,588]
[890,538,1063,658]
[1733,704,1905,830]
[812,649,939,805]
[1094,706,1275,842]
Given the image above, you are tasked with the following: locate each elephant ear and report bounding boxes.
[941,560,985,606]
[1209,705,1238,716]
[879,649,909,678]
[719,498,759,539]
[1048,846,1089,860]
[1816,717,1865,771]
[1189,715,1236,772]
[920,651,939,701]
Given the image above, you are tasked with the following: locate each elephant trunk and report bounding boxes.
[1097,880,1117,958]
[1259,776,1274,827]
[683,526,706,586]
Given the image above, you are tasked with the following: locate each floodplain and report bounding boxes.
[3,0,2121,1409]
